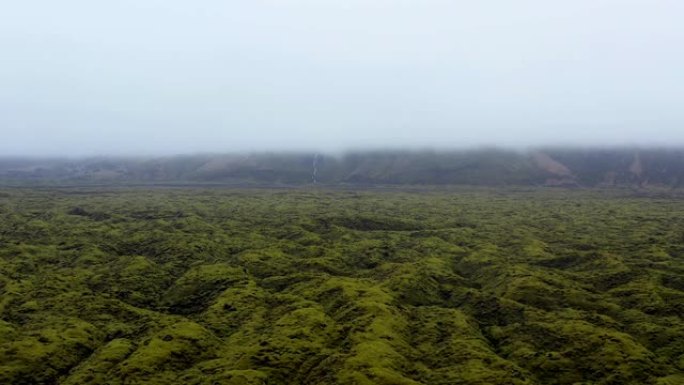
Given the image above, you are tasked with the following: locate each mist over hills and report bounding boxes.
[2,148,684,188]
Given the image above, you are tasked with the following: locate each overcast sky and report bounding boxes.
[1,0,683,156]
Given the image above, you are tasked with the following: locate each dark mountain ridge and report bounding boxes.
[2,148,684,188]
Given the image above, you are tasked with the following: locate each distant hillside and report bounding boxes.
[2,148,684,187]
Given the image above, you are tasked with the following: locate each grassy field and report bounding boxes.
[0,186,683,384]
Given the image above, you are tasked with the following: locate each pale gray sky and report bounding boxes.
[1,0,683,156]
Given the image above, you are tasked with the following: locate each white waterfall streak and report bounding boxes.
[312,153,319,184]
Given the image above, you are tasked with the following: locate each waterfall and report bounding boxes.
[312,153,319,184]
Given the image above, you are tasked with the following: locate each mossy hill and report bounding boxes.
[0,187,683,384]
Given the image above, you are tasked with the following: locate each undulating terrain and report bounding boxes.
[1,187,683,384]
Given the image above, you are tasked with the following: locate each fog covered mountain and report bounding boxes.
[2,148,683,188]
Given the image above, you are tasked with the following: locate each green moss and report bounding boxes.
[0,187,683,384]
[61,338,135,384]
[162,264,247,314]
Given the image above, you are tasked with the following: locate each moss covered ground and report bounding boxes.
[0,187,683,384]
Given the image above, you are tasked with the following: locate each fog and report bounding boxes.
[1,0,683,156]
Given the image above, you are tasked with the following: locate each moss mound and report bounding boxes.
[0,187,682,384]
